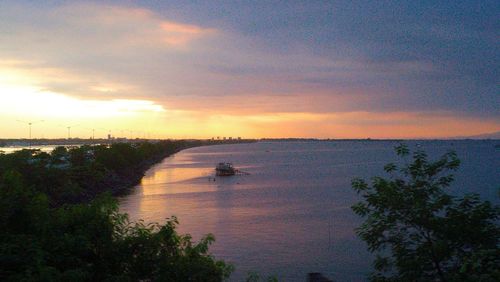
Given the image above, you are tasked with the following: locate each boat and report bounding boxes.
[215,162,236,176]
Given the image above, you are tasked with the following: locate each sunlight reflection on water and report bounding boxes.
[119,140,500,281]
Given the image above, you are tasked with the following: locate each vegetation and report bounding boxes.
[0,140,236,206]
[8,139,497,281]
[352,144,499,281]
[0,141,233,281]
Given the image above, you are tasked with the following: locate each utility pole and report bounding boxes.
[59,124,79,139]
[16,120,44,148]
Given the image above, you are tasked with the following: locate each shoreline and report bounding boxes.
[0,139,255,205]
[106,146,183,198]
[96,140,256,200]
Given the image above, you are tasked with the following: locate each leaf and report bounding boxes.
[384,163,397,173]
[395,143,409,156]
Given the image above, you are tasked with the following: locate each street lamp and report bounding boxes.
[59,124,80,139]
[16,119,44,148]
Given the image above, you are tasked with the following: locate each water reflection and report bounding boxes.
[119,141,500,281]
[0,145,58,154]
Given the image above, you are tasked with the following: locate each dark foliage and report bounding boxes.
[351,144,499,281]
[0,141,233,281]
[0,141,194,206]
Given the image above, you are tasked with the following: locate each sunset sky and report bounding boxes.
[0,0,498,139]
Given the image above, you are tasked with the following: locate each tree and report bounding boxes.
[351,144,499,281]
[0,141,234,281]
[0,182,233,281]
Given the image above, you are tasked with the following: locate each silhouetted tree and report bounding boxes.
[352,144,499,281]
[0,141,234,281]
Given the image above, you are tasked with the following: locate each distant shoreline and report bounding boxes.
[258,138,500,142]
[1,137,499,148]
[0,138,256,148]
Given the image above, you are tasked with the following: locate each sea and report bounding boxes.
[118,140,500,281]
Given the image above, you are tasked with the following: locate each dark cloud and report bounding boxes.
[1,0,498,120]
[138,0,499,116]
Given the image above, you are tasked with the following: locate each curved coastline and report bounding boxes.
[106,140,256,199]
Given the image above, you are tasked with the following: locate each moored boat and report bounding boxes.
[215,162,235,176]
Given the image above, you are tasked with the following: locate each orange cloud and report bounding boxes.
[38,2,217,50]
[160,21,215,47]
[1,2,497,140]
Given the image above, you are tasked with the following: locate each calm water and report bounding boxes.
[119,140,500,281]
[0,145,59,154]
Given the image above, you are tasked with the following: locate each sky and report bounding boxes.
[0,0,498,139]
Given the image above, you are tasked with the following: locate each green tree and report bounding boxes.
[351,144,499,282]
[0,141,235,281]
[0,184,232,281]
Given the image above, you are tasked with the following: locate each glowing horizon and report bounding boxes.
[0,1,498,139]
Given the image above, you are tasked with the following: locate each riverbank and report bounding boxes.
[0,139,255,206]
[0,140,244,281]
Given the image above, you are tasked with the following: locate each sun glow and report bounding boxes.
[0,84,164,118]
[0,74,170,139]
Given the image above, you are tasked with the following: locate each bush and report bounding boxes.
[0,142,233,281]
[0,179,232,281]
